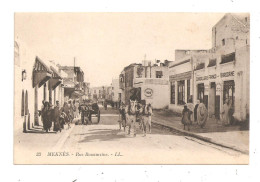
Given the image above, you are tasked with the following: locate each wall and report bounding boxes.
[112,79,120,102]
[134,78,169,109]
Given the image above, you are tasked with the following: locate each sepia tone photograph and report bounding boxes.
[14,12,250,164]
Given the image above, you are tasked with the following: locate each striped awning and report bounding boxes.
[32,57,52,88]
[49,66,62,90]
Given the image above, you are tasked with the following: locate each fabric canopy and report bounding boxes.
[32,57,52,88]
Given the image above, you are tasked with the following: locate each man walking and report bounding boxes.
[127,100,137,137]
[142,103,153,136]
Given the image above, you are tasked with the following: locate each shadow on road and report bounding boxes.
[24,128,57,134]
[77,129,126,143]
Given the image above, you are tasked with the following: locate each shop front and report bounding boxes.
[169,71,192,113]
[194,64,235,119]
[32,57,52,126]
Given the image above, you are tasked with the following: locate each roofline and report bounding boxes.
[169,59,191,68]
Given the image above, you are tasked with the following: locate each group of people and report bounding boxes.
[118,100,153,137]
[181,99,208,131]
[40,99,80,133]
[181,98,234,131]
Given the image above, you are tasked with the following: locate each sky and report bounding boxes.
[15,13,225,87]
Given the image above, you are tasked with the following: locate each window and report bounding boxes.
[195,62,205,71]
[170,82,175,104]
[177,80,185,105]
[222,39,225,46]
[156,71,163,78]
[220,52,235,64]
[208,59,216,67]
[245,17,248,22]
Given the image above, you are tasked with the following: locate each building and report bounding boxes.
[193,13,250,121]
[169,50,210,113]
[119,60,171,108]
[14,40,64,132]
[58,66,85,102]
[111,79,121,106]
[90,86,111,101]
[82,82,90,100]
[169,13,250,122]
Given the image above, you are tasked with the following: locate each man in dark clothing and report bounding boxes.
[88,102,99,122]
[194,100,200,122]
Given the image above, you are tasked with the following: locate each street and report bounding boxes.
[14,105,248,164]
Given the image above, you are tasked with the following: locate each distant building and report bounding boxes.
[119,60,171,108]
[58,66,85,102]
[111,79,121,106]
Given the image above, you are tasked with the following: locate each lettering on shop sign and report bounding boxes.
[209,74,217,79]
[220,71,234,78]
[196,76,208,81]
[144,88,153,97]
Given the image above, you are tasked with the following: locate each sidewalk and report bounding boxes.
[152,110,249,154]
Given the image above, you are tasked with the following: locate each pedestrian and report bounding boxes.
[118,102,126,131]
[75,100,79,118]
[194,100,200,122]
[42,101,52,132]
[197,102,208,128]
[104,100,107,110]
[68,100,74,122]
[142,102,153,136]
[53,101,61,132]
[221,99,231,126]
[136,102,143,129]
[181,104,192,131]
[126,100,137,137]
[63,102,71,129]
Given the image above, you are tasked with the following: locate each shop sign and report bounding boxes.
[144,88,153,97]
[220,71,234,78]
[209,74,217,79]
[196,76,208,81]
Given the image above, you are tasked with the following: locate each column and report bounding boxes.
[34,85,39,126]
[185,79,188,104]
[175,81,178,106]
[49,82,52,105]
[54,89,56,104]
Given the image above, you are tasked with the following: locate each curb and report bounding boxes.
[152,120,249,155]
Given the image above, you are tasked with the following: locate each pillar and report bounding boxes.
[54,89,56,104]
[185,79,188,104]
[34,85,39,126]
[175,81,178,106]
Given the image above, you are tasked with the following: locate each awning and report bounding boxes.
[49,66,62,90]
[32,57,52,88]
[71,90,84,98]
[64,87,75,97]
[208,59,216,67]
[194,62,205,71]
[220,52,235,64]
